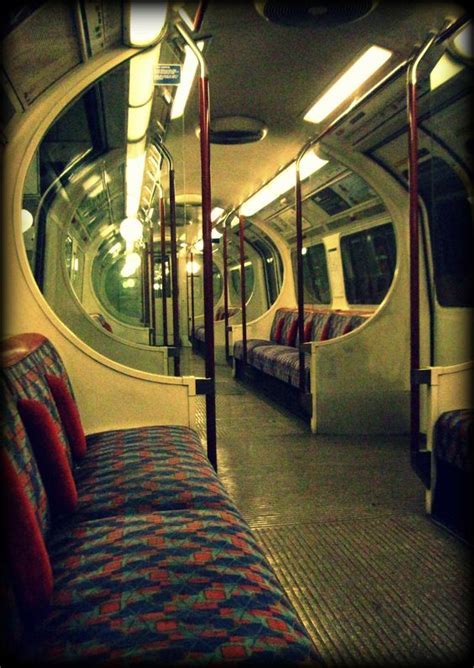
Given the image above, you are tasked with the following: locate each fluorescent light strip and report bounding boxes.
[127,2,167,48]
[239,150,328,218]
[170,41,205,120]
[304,45,392,124]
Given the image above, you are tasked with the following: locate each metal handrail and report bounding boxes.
[175,20,216,471]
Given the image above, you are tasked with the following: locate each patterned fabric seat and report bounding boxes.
[434,409,473,473]
[22,509,318,665]
[74,426,239,520]
[252,345,310,390]
[193,307,240,343]
[1,333,320,665]
[233,308,368,393]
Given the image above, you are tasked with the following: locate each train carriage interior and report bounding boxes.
[1,1,472,666]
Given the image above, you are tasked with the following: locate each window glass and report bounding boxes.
[292,244,331,304]
[417,157,473,307]
[341,223,396,304]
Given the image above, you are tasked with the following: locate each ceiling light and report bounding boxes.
[304,45,392,124]
[21,209,33,233]
[128,47,158,107]
[186,260,201,275]
[170,41,205,120]
[124,1,167,48]
[126,140,146,217]
[120,252,142,277]
[239,150,328,217]
[210,207,225,222]
[120,217,143,243]
[430,52,463,91]
[452,22,472,61]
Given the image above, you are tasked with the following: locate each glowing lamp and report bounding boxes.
[119,217,143,243]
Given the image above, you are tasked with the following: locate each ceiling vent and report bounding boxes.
[196,116,268,145]
[254,1,377,27]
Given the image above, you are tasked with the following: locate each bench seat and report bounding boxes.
[434,409,472,473]
[22,508,314,666]
[1,333,319,665]
[233,308,369,392]
[73,426,239,521]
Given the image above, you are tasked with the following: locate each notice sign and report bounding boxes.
[155,64,181,85]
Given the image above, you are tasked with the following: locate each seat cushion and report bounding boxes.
[435,409,472,473]
[233,339,274,362]
[194,325,206,342]
[22,510,319,666]
[17,399,78,518]
[251,345,310,390]
[71,426,239,521]
[46,374,87,460]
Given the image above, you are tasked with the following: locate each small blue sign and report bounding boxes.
[155,64,181,86]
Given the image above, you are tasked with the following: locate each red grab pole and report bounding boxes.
[176,21,217,471]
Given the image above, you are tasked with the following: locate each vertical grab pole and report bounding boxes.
[238,215,247,365]
[176,22,217,471]
[223,214,230,360]
[147,217,157,346]
[294,161,305,391]
[156,140,180,375]
[190,251,196,340]
[159,189,169,346]
[406,31,437,476]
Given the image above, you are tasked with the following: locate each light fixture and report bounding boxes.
[239,150,328,217]
[120,217,143,243]
[430,52,464,91]
[304,45,392,124]
[451,22,472,61]
[211,227,223,239]
[170,41,205,120]
[124,1,167,48]
[122,278,137,289]
[230,215,240,228]
[210,207,225,222]
[120,252,142,277]
[127,98,153,142]
[126,140,147,217]
[186,260,201,275]
[21,209,34,233]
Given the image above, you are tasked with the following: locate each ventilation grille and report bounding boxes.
[255,1,377,27]
[197,116,268,145]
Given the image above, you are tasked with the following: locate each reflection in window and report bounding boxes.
[252,238,283,306]
[230,261,254,303]
[417,157,473,307]
[341,223,396,305]
[292,244,331,304]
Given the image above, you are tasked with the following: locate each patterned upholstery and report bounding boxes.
[234,308,369,392]
[2,335,74,464]
[0,384,51,536]
[73,426,239,520]
[193,308,240,342]
[2,333,320,665]
[22,510,318,665]
[435,409,472,473]
[233,339,274,362]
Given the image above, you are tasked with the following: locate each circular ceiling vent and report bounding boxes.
[254,1,377,27]
[196,116,268,145]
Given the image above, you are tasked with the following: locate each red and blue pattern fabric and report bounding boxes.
[1,384,51,537]
[435,409,472,473]
[2,337,74,464]
[72,426,240,520]
[233,339,274,362]
[22,510,319,665]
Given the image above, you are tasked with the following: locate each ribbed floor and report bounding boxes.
[183,350,472,666]
[253,516,471,667]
